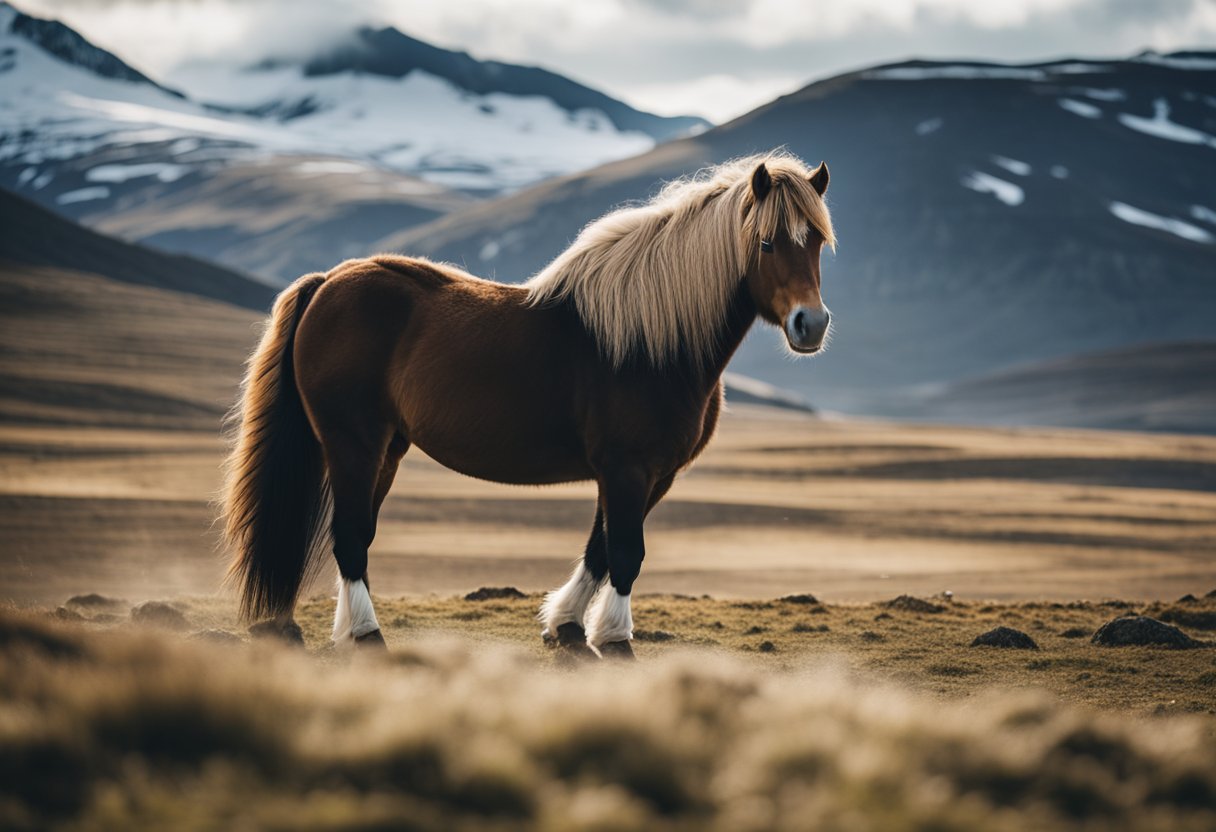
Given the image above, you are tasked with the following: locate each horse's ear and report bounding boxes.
[751,163,772,201]
[809,161,829,196]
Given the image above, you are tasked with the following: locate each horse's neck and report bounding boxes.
[685,281,757,387]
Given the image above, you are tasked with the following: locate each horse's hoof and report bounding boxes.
[598,640,636,660]
[555,622,588,646]
[354,629,387,649]
[555,641,600,667]
[248,619,305,647]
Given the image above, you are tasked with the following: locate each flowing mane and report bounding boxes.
[524,152,835,368]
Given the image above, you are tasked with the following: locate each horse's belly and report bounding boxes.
[405,388,591,485]
[414,428,592,485]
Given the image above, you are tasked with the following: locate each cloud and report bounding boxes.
[13,0,1216,122]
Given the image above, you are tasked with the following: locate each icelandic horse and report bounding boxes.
[222,152,834,658]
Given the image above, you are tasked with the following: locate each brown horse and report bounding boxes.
[222,152,834,657]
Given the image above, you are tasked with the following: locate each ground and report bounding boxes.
[4,329,1216,829]
[4,405,1215,605]
[37,587,1216,719]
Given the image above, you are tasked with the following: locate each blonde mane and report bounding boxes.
[524,152,835,368]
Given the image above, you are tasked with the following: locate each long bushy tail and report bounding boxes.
[222,273,331,621]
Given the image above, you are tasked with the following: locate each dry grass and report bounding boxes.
[3,600,1216,831]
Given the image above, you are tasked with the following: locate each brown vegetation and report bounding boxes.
[3,600,1215,831]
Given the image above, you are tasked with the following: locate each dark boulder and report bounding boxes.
[971,626,1038,649]
[1091,616,1199,648]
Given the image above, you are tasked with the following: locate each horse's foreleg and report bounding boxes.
[324,429,400,649]
[539,507,606,657]
[585,469,651,659]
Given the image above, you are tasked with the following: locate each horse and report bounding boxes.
[221,151,835,658]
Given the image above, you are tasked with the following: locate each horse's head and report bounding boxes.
[744,160,832,354]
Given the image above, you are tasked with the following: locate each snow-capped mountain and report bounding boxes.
[0,1,705,280]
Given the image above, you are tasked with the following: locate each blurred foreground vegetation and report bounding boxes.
[2,593,1215,831]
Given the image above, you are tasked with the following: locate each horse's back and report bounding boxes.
[294,255,595,484]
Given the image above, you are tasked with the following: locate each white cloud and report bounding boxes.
[14,0,1216,123]
[614,73,804,122]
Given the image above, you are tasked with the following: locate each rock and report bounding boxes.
[130,601,188,630]
[190,629,243,645]
[779,594,819,605]
[971,626,1039,650]
[758,641,776,653]
[634,629,676,643]
[248,619,305,646]
[882,595,945,614]
[860,630,886,642]
[67,593,124,608]
[1058,627,1090,639]
[51,606,84,622]
[1091,616,1199,648]
[1176,594,1198,603]
[464,586,526,601]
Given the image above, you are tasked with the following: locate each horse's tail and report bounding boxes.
[221,272,331,622]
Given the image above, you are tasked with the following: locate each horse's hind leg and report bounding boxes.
[323,427,404,649]
[539,507,606,659]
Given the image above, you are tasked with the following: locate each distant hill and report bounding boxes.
[0,187,275,311]
[382,53,1216,429]
[905,341,1216,434]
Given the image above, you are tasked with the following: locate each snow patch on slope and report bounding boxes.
[1109,202,1213,244]
[868,62,1108,82]
[86,162,190,183]
[1117,99,1216,148]
[961,171,1024,206]
[1190,205,1216,226]
[1135,52,1216,71]
[1058,98,1102,118]
[1073,87,1125,101]
[56,186,109,204]
[991,155,1030,176]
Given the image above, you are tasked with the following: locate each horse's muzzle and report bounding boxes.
[785,305,831,353]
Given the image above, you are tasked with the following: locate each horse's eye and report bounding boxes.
[759,240,774,253]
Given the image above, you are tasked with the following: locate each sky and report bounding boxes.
[16,0,1216,122]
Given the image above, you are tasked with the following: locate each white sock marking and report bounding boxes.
[538,561,604,637]
[584,584,633,646]
[332,576,381,644]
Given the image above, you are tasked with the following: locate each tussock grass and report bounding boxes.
[3,605,1216,831]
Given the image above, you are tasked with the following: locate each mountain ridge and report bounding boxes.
[0,1,180,95]
[280,23,708,141]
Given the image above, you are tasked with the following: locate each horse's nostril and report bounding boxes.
[793,309,809,337]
